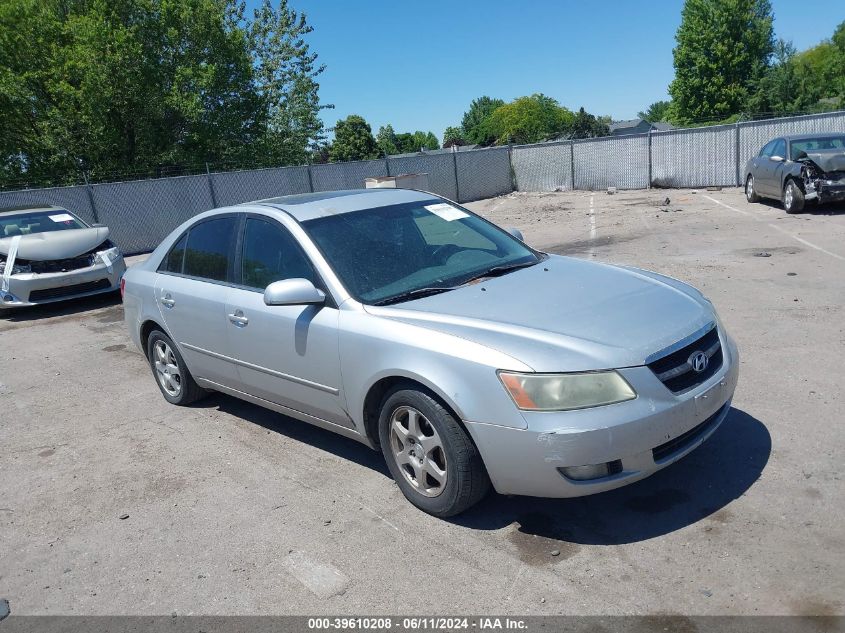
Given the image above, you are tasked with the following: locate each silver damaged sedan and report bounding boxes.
[1,204,126,308]
[123,189,739,516]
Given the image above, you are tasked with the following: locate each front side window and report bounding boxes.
[182,216,237,282]
[771,138,786,159]
[303,200,540,305]
[759,140,777,157]
[240,218,316,289]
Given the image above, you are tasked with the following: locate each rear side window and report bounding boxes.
[182,217,237,282]
[159,233,187,274]
[241,218,316,289]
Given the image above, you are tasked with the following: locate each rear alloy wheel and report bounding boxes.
[782,179,804,214]
[146,330,206,405]
[378,387,490,517]
[745,175,760,203]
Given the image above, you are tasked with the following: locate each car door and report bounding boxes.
[155,215,240,387]
[225,215,349,427]
[757,139,785,195]
[768,138,789,194]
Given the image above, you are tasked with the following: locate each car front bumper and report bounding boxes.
[0,257,127,308]
[465,331,739,498]
[817,182,845,202]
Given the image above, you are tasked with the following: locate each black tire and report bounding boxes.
[783,179,805,214]
[146,329,206,405]
[378,386,490,517]
[745,174,760,203]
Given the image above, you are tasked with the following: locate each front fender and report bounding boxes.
[338,307,530,435]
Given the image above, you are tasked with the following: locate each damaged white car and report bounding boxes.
[0,204,126,309]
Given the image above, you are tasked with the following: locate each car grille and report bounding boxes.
[652,403,727,462]
[29,254,94,274]
[646,325,722,394]
[29,278,111,302]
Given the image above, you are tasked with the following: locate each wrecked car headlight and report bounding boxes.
[95,245,121,266]
[0,260,31,275]
[498,370,636,411]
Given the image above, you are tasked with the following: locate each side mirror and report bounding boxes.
[506,227,524,242]
[770,155,785,163]
[264,278,325,306]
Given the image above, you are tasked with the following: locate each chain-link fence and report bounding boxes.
[2,110,844,254]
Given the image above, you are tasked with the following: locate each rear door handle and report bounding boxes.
[228,310,248,327]
[160,294,175,308]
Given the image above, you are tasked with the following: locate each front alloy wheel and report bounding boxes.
[783,179,804,214]
[389,406,448,497]
[378,387,490,517]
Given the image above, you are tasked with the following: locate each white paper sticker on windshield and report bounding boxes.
[48,213,74,223]
[424,203,468,221]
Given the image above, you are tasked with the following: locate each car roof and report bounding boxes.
[780,132,845,142]
[0,204,66,216]
[250,188,441,222]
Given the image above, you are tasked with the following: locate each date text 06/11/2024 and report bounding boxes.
[306,617,528,630]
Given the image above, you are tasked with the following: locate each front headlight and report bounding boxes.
[95,246,121,265]
[498,370,636,411]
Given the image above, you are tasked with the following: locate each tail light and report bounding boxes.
[120,277,126,299]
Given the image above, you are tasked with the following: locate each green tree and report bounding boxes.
[638,100,672,122]
[668,0,774,124]
[329,114,378,162]
[393,130,439,153]
[461,96,505,145]
[249,0,330,167]
[0,0,329,188]
[749,21,845,116]
[486,94,574,144]
[747,39,799,115]
[412,131,439,151]
[375,124,398,156]
[442,125,466,147]
[569,107,610,139]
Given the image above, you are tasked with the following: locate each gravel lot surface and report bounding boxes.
[0,187,843,616]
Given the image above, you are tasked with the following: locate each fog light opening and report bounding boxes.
[559,459,623,482]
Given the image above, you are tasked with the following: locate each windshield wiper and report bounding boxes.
[459,259,540,285]
[372,286,458,306]
[372,259,542,306]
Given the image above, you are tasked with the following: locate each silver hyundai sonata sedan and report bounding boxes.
[123,188,738,516]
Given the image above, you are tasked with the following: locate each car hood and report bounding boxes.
[800,149,845,173]
[364,255,715,372]
[0,227,110,260]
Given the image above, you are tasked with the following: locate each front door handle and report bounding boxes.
[160,294,175,309]
[228,310,248,327]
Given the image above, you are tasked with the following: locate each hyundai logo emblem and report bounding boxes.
[689,351,709,373]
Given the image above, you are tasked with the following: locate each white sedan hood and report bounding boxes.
[0,227,110,260]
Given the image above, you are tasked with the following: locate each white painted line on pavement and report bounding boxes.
[703,195,757,218]
[704,195,845,262]
[767,223,845,261]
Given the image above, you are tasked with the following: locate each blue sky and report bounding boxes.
[247,0,845,140]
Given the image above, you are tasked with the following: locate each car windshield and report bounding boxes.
[790,136,845,160]
[302,200,541,305]
[0,209,86,237]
